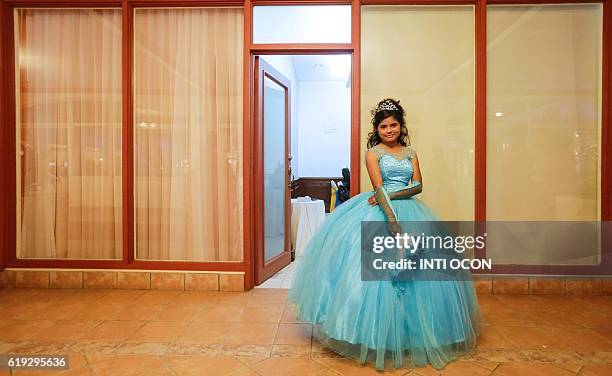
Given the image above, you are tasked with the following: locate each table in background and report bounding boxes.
[291,199,326,257]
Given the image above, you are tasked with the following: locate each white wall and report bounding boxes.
[297,81,351,177]
[261,56,300,178]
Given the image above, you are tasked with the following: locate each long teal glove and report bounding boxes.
[374,186,403,236]
[388,180,422,200]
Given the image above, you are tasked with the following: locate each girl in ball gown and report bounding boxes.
[287,98,480,371]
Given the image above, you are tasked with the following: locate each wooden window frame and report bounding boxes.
[0,0,610,291]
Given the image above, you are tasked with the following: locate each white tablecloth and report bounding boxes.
[291,199,326,257]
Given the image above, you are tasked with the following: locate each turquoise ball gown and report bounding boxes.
[287,144,481,371]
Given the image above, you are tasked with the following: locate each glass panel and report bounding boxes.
[486,4,603,265]
[263,76,287,262]
[133,8,244,262]
[15,9,123,260]
[361,6,475,221]
[253,5,351,44]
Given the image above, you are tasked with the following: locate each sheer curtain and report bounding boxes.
[17,9,123,259]
[133,8,244,262]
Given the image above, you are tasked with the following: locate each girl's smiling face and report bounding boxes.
[377,116,401,144]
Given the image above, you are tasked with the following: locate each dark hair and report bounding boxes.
[366,98,410,149]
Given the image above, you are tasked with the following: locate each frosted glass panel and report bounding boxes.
[361,6,475,221]
[253,6,351,44]
[263,76,287,262]
[487,4,602,265]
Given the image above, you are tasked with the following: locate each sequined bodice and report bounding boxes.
[367,144,415,193]
[379,153,414,192]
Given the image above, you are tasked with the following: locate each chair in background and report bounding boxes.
[330,180,338,212]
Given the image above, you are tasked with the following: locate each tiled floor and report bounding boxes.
[0,288,612,375]
[256,260,298,289]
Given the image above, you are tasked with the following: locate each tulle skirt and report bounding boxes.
[287,191,481,371]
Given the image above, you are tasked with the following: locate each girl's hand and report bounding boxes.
[368,194,378,206]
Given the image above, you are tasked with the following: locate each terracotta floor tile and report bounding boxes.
[79,321,145,342]
[26,304,84,321]
[10,341,73,354]
[114,341,170,355]
[532,296,584,312]
[110,304,165,321]
[569,309,612,328]
[175,322,234,344]
[28,289,79,303]
[226,323,279,345]
[220,344,273,357]
[2,289,612,375]
[476,296,506,311]
[493,296,545,312]
[592,328,612,343]
[476,326,517,349]
[235,355,269,366]
[59,290,113,305]
[490,361,575,376]
[274,323,312,346]
[0,302,53,320]
[411,361,492,376]
[36,321,101,341]
[549,327,612,351]
[165,355,253,376]
[470,349,530,363]
[0,341,17,353]
[253,357,327,376]
[88,354,172,376]
[166,343,222,356]
[571,296,612,313]
[494,326,570,350]
[237,305,283,323]
[96,290,147,305]
[484,309,537,327]
[128,321,188,342]
[132,291,182,305]
[315,357,408,375]
[271,344,311,358]
[248,289,288,306]
[194,305,244,323]
[207,292,252,306]
[68,341,121,355]
[0,320,56,341]
[526,309,584,328]
[149,305,203,322]
[70,304,124,321]
[311,341,344,359]
[12,367,94,376]
[280,303,309,324]
[580,364,612,376]
[172,291,219,306]
[520,349,584,364]
[0,289,41,304]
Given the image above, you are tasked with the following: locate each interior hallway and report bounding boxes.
[1,288,612,375]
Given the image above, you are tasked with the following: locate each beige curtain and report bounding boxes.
[133,8,244,262]
[17,9,123,259]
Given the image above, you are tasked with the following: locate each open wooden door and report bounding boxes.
[254,56,292,285]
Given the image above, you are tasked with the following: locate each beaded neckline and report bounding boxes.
[373,144,410,161]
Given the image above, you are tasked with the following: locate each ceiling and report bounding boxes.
[290,55,352,84]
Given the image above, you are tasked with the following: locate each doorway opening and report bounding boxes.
[253,54,352,288]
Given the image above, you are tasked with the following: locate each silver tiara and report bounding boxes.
[376,101,398,112]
